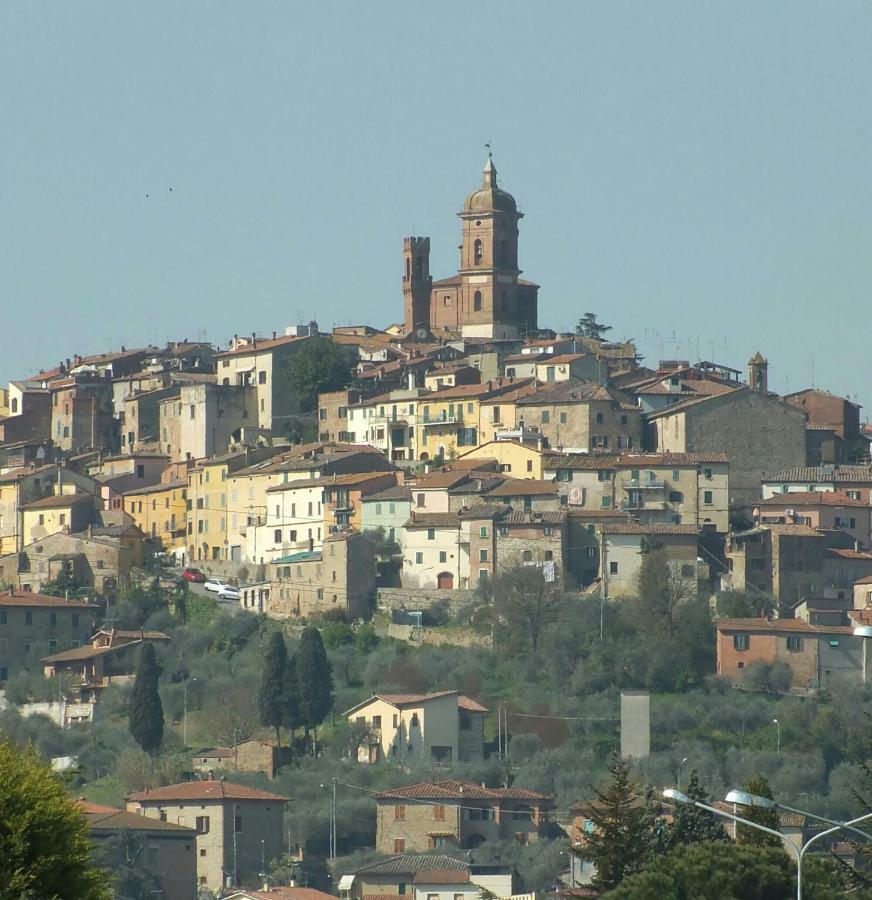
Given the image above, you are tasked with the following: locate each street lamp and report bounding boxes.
[664,788,872,900]
[772,718,780,755]
[677,757,689,789]
[724,789,872,842]
[320,777,337,859]
[183,677,197,748]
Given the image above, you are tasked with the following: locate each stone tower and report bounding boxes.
[748,351,769,393]
[402,236,432,336]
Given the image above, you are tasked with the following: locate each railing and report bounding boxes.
[624,478,666,489]
[620,500,667,511]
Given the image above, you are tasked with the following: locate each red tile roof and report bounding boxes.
[485,479,557,497]
[757,491,870,508]
[373,779,551,802]
[215,335,309,358]
[601,523,698,536]
[0,590,97,609]
[128,780,287,803]
[715,617,852,635]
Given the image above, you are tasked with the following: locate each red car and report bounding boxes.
[182,567,206,583]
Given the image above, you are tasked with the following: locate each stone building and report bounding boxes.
[512,379,642,454]
[126,780,287,892]
[0,589,97,683]
[647,386,807,512]
[402,154,538,340]
[317,388,361,443]
[373,779,553,854]
[266,530,375,619]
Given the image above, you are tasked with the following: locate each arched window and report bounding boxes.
[405,257,410,279]
[473,291,482,312]
[474,239,483,265]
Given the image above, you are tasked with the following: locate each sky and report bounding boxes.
[2,2,871,409]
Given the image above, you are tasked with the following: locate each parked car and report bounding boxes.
[182,568,206,583]
[204,578,232,594]
[218,585,241,601]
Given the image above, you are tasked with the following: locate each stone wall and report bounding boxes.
[377,586,478,617]
[384,622,492,649]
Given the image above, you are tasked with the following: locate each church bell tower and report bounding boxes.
[402,236,432,336]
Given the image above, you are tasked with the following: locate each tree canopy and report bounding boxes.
[286,337,352,412]
[128,643,164,754]
[259,631,290,746]
[575,312,612,340]
[0,741,109,899]
[297,626,334,737]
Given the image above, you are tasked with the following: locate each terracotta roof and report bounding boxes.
[423,378,533,401]
[414,471,472,489]
[501,510,567,525]
[42,643,138,664]
[403,512,461,528]
[365,485,412,502]
[458,696,489,712]
[514,380,629,406]
[767,465,872,484]
[486,479,557,497]
[826,548,872,561]
[457,503,510,520]
[615,452,729,466]
[0,590,97,609]
[267,472,395,493]
[75,799,120,814]
[122,480,186,497]
[765,524,826,537]
[544,455,619,471]
[354,855,469,876]
[228,889,338,900]
[22,493,92,510]
[128,780,287,803]
[715,617,852,635]
[216,334,309,357]
[536,353,588,366]
[854,574,872,585]
[84,809,196,834]
[601,523,699,536]
[0,464,57,484]
[757,491,870,508]
[195,748,233,759]
[343,691,458,716]
[373,779,551,802]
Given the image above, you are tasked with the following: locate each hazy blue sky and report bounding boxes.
[3,2,871,409]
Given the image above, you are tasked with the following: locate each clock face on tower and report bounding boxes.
[416,327,428,340]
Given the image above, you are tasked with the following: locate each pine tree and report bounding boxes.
[582,753,651,893]
[128,644,164,755]
[737,774,781,847]
[259,631,288,747]
[575,312,612,340]
[283,652,301,738]
[664,770,727,848]
[296,626,334,743]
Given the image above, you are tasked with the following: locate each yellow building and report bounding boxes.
[20,493,94,545]
[123,481,187,549]
[415,380,532,462]
[186,455,236,563]
[458,439,558,479]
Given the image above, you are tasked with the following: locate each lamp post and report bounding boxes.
[677,757,689,790]
[724,789,872,843]
[772,717,780,755]
[320,777,337,859]
[664,788,872,900]
[183,677,197,748]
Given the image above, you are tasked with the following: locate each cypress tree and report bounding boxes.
[128,643,164,754]
[296,626,334,742]
[283,653,301,738]
[259,631,288,747]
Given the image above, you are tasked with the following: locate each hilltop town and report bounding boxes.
[5,157,872,898]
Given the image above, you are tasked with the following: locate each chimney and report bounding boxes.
[56,463,63,495]
[251,332,257,348]
[408,369,416,391]
[272,330,277,340]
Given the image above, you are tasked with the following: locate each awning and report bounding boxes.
[338,875,355,891]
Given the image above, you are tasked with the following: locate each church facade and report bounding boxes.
[402,155,539,340]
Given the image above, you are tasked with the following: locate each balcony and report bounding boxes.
[621,500,667,511]
[421,412,464,426]
[624,478,665,490]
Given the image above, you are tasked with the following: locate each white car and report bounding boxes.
[218,585,240,601]
[204,578,231,594]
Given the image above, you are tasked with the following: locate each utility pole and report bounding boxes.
[331,776,337,860]
[232,803,238,887]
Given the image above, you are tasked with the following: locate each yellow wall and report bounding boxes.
[21,504,76,545]
[0,484,18,555]
[187,461,232,562]
[415,396,482,460]
[123,483,187,549]
[459,441,550,479]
